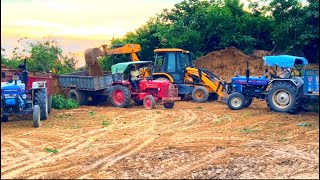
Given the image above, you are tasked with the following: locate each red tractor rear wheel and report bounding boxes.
[111,85,131,108]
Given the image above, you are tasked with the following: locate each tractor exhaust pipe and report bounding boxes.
[246,60,250,83]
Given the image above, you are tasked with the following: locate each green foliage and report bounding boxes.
[97,0,318,67]
[102,121,111,127]
[44,147,59,153]
[1,37,78,74]
[87,110,96,116]
[52,94,79,110]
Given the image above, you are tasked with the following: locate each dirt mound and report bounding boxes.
[84,48,104,76]
[194,47,265,81]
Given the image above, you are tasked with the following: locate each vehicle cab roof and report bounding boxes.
[154,48,189,53]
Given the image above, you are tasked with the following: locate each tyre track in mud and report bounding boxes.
[2,102,319,179]
[159,148,236,179]
[1,111,145,179]
[22,110,162,179]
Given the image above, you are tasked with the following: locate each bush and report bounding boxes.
[52,94,79,109]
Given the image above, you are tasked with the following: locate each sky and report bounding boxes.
[1,0,182,67]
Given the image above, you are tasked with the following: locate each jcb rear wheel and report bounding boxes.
[192,86,209,103]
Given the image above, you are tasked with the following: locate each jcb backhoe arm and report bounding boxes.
[185,67,226,97]
[101,44,141,61]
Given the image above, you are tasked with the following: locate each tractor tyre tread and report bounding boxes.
[33,105,41,128]
[143,95,156,109]
[266,82,301,114]
[34,88,48,120]
[192,86,209,103]
[68,89,88,105]
[163,101,175,109]
[243,98,253,108]
[110,85,131,108]
[227,92,245,110]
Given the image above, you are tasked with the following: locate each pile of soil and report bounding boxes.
[84,48,104,76]
[194,47,267,81]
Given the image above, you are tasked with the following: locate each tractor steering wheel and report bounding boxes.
[140,68,148,78]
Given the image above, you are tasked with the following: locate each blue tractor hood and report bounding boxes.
[263,55,308,68]
[1,81,26,94]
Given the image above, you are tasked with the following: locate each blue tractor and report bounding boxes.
[1,59,50,127]
[226,55,319,114]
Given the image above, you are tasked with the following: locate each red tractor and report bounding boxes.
[110,61,181,109]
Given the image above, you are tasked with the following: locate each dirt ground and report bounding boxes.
[1,100,319,179]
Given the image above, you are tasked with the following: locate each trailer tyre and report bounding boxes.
[1,115,9,122]
[192,86,209,103]
[34,88,48,120]
[68,89,88,105]
[143,95,156,110]
[111,85,131,108]
[266,82,300,114]
[33,105,41,128]
[227,92,245,110]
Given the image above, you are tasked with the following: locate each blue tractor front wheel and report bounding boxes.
[227,92,245,110]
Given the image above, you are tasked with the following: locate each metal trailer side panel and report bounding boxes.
[58,71,113,91]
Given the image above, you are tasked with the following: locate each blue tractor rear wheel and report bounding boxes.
[266,82,301,114]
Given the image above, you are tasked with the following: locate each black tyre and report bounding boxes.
[1,115,9,122]
[266,82,301,114]
[33,105,41,128]
[110,85,131,108]
[134,99,143,105]
[208,93,219,101]
[163,102,175,109]
[48,95,52,113]
[179,94,186,100]
[243,98,253,108]
[227,92,245,110]
[34,88,48,120]
[91,95,108,104]
[68,89,88,105]
[143,95,156,109]
[192,86,209,103]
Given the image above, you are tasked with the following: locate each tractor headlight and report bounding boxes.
[22,94,27,99]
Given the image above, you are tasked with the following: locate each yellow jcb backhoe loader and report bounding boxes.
[151,48,227,102]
